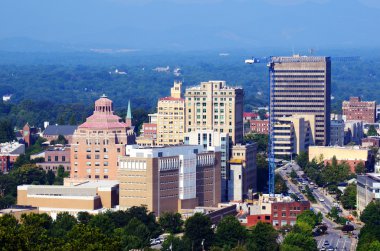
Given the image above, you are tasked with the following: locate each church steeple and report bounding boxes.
[126,100,133,127]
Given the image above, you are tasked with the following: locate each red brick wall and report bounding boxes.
[250,120,269,134]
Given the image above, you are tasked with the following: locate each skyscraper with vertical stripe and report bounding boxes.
[271,55,331,146]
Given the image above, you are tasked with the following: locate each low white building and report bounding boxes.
[357,173,380,214]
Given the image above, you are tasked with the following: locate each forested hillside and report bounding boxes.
[0,51,379,128]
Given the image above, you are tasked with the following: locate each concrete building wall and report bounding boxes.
[271,56,331,146]
[118,146,221,215]
[357,174,380,214]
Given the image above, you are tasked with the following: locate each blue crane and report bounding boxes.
[246,55,360,195]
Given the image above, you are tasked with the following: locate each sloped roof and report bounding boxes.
[43,125,78,136]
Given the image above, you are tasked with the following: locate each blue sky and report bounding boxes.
[0,0,379,50]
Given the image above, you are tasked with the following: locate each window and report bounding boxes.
[95,168,100,173]
[104,161,109,166]
[86,154,91,159]
[117,148,121,153]
[54,156,58,161]
[95,175,99,179]
[62,156,66,162]
[95,155,100,159]
[104,148,108,153]
[104,175,108,179]
[48,156,51,162]
[104,155,109,159]
[104,168,108,173]
[282,213,286,217]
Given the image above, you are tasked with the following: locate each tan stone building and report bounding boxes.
[70,95,135,180]
[273,114,315,156]
[156,81,185,145]
[118,145,221,215]
[271,56,331,146]
[308,145,372,173]
[185,80,244,144]
[228,143,257,201]
[17,180,119,217]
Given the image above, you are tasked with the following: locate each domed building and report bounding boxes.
[70,95,135,180]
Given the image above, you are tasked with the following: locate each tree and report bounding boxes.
[292,221,313,235]
[355,162,366,174]
[256,154,269,192]
[214,215,247,249]
[258,109,267,120]
[51,212,77,237]
[290,169,298,179]
[246,222,278,251]
[367,125,378,136]
[296,152,308,170]
[158,212,183,234]
[0,119,15,143]
[275,174,288,194]
[184,213,214,251]
[88,213,116,236]
[340,183,357,210]
[360,201,380,225]
[281,233,317,251]
[296,210,321,227]
[77,211,93,225]
[244,133,268,152]
[161,235,191,251]
[46,170,55,185]
[63,224,121,250]
[20,213,53,230]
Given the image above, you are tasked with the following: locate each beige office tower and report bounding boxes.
[271,56,331,146]
[118,145,221,215]
[185,81,244,144]
[157,81,185,145]
[273,114,316,156]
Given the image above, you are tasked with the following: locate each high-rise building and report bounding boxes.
[156,81,185,145]
[271,56,331,146]
[185,80,244,144]
[118,145,221,215]
[70,95,135,180]
[342,97,376,123]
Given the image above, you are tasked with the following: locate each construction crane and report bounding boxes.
[246,55,360,195]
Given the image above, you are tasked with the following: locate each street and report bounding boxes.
[276,163,356,251]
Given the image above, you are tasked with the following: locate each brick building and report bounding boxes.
[342,97,376,123]
[250,120,269,134]
[37,147,71,174]
[240,194,310,229]
[0,142,25,172]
